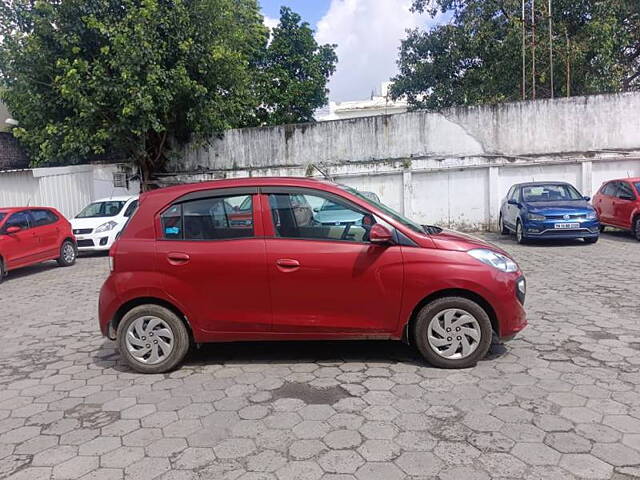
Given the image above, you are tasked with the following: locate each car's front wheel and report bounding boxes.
[413,297,493,369]
[584,237,599,244]
[0,258,5,284]
[56,240,77,267]
[634,217,640,242]
[515,220,527,244]
[117,304,190,374]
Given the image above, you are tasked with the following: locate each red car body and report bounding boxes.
[100,178,526,360]
[0,207,76,279]
[593,177,640,240]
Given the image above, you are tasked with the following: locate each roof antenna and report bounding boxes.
[309,164,334,182]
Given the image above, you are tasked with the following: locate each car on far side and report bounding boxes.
[593,178,640,241]
[499,182,600,244]
[71,196,138,251]
[0,207,76,283]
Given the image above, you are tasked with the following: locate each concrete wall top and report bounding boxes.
[178,92,640,172]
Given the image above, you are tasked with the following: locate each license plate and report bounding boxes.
[76,235,86,240]
[554,223,580,229]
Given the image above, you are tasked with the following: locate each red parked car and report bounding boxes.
[0,207,77,283]
[593,177,640,241]
[99,178,527,373]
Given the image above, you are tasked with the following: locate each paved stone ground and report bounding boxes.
[1,232,640,480]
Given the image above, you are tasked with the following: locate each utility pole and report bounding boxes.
[565,29,571,97]
[548,0,554,98]
[522,0,526,100]
[531,0,536,100]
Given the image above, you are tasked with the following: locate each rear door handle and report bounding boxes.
[276,258,300,268]
[167,252,190,265]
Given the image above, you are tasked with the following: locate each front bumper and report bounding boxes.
[75,232,117,251]
[522,219,600,239]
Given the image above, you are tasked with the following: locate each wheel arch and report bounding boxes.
[109,297,194,343]
[403,288,499,345]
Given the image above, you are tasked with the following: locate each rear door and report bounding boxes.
[614,182,637,229]
[1,210,38,269]
[29,209,61,260]
[155,188,272,334]
[262,187,404,335]
[596,182,617,224]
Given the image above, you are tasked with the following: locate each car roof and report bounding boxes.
[514,181,574,188]
[604,177,640,183]
[91,195,138,202]
[144,177,338,200]
[0,207,55,213]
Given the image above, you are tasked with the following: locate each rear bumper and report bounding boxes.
[99,274,119,339]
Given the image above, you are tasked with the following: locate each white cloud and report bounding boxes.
[263,15,279,31]
[315,0,437,102]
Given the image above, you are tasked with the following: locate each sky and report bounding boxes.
[259,0,442,103]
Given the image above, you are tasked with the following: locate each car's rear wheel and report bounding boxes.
[499,215,509,235]
[516,220,527,244]
[413,297,493,369]
[117,304,190,374]
[634,217,640,241]
[584,237,599,244]
[56,240,77,267]
[0,258,5,284]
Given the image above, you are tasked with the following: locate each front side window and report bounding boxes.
[635,182,640,196]
[161,194,254,241]
[5,211,31,230]
[521,184,582,202]
[77,201,126,218]
[30,209,58,227]
[269,191,375,243]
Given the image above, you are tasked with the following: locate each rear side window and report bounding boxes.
[30,209,58,227]
[601,182,617,196]
[124,200,139,218]
[161,194,254,241]
[618,182,636,199]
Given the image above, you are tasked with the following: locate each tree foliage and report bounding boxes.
[0,1,336,187]
[391,0,640,110]
[255,7,337,126]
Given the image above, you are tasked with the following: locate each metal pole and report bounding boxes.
[522,0,526,100]
[531,0,536,100]
[548,0,554,98]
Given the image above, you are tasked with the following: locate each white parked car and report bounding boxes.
[71,196,138,251]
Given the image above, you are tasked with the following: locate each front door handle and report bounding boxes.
[167,252,190,265]
[276,258,300,268]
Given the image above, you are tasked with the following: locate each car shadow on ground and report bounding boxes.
[2,260,61,282]
[93,336,510,373]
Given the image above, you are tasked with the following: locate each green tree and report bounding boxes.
[0,0,268,188]
[391,0,640,110]
[254,6,337,126]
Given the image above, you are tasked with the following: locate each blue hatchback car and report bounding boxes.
[499,182,600,244]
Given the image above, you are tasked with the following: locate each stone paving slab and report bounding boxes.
[0,232,639,479]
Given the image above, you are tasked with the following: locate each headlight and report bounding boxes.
[586,211,597,220]
[468,249,518,273]
[527,212,545,221]
[95,221,118,233]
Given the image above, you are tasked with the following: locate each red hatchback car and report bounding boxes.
[99,178,527,373]
[593,177,640,240]
[0,207,77,282]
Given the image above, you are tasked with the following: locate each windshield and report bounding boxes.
[0,213,5,223]
[76,201,126,218]
[340,185,425,234]
[522,184,583,202]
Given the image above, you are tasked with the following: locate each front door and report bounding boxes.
[614,182,637,229]
[2,211,38,269]
[156,190,272,334]
[263,188,404,335]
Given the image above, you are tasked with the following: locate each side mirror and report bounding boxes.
[583,196,591,202]
[507,199,519,206]
[369,224,393,245]
[6,226,21,234]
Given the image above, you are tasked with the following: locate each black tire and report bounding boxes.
[499,215,509,235]
[56,240,77,267]
[584,236,599,244]
[599,224,606,233]
[515,220,528,244]
[117,304,190,374]
[0,258,5,284]
[413,297,493,369]
[634,217,640,242]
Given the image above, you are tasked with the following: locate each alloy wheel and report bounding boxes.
[62,243,76,264]
[427,308,482,360]
[125,316,175,365]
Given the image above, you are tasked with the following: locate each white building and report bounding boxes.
[318,82,409,121]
